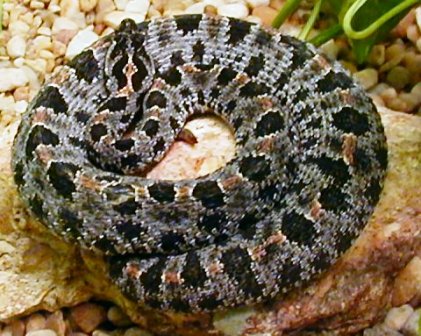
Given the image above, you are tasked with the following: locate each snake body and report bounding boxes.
[12,15,387,312]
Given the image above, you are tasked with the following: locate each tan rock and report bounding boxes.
[52,17,79,34]
[107,307,132,328]
[45,312,66,336]
[25,314,46,332]
[123,328,152,336]
[384,305,414,330]
[392,256,421,306]
[217,3,249,19]
[79,0,98,12]
[402,309,421,336]
[354,68,379,90]
[251,6,277,26]
[246,0,270,8]
[70,303,107,333]
[10,320,25,336]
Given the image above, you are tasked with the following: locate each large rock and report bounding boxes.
[0,106,420,335]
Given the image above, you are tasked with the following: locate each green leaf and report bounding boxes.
[342,0,419,63]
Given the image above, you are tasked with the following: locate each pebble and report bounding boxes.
[368,45,385,66]
[14,85,30,102]
[380,44,405,72]
[79,0,98,12]
[415,7,421,31]
[363,324,403,336]
[246,0,270,8]
[114,0,128,10]
[251,6,277,26]
[354,68,378,90]
[217,3,249,19]
[8,21,31,36]
[25,314,47,332]
[107,307,132,328]
[386,66,411,90]
[10,320,25,336]
[51,17,79,34]
[6,36,27,58]
[26,330,57,336]
[125,0,150,14]
[0,68,29,92]
[402,309,421,336]
[384,305,414,331]
[45,312,66,336]
[103,11,147,28]
[70,303,107,333]
[185,3,206,14]
[269,0,284,10]
[65,28,99,59]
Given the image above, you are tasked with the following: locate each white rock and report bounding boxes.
[217,3,249,18]
[0,68,29,92]
[103,11,146,29]
[66,29,99,59]
[185,3,206,14]
[52,17,79,34]
[125,0,149,14]
[8,21,31,36]
[246,0,270,8]
[384,304,414,331]
[6,35,27,58]
[402,309,421,336]
[203,0,225,7]
[15,100,28,113]
[60,0,86,28]
[415,7,421,32]
[115,0,129,10]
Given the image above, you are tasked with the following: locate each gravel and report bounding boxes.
[0,0,420,335]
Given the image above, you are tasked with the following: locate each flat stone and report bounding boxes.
[65,28,99,59]
[26,330,57,336]
[217,3,249,18]
[6,36,27,58]
[70,303,107,333]
[384,305,414,331]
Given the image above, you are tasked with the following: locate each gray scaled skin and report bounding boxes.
[12,15,388,312]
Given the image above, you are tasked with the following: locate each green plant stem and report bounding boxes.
[272,0,303,28]
[298,0,323,40]
[0,0,4,33]
[343,0,421,40]
[308,23,343,46]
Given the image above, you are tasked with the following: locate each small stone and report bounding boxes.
[29,0,45,9]
[217,3,249,19]
[95,0,117,23]
[13,85,30,102]
[79,0,98,12]
[368,45,385,66]
[14,100,29,114]
[8,21,31,36]
[52,17,79,34]
[107,306,132,327]
[185,3,206,14]
[384,305,414,330]
[392,256,421,306]
[125,0,149,14]
[65,28,99,59]
[114,0,128,10]
[91,331,111,336]
[70,303,107,333]
[270,0,284,10]
[37,27,52,36]
[103,11,146,29]
[406,25,419,43]
[251,6,278,26]
[354,68,378,90]
[402,309,421,336]
[386,66,411,90]
[320,39,340,60]
[25,330,57,336]
[0,68,29,92]
[0,326,12,336]
[60,0,86,28]
[10,320,25,336]
[32,35,53,50]
[45,311,66,336]
[380,44,405,72]
[6,36,27,58]
[25,59,48,74]
[26,314,46,332]
[123,327,152,336]
[52,40,67,56]
[247,0,270,8]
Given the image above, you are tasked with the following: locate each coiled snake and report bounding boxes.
[12,15,387,312]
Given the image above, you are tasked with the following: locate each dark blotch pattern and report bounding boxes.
[244,54,265,77]
[29,195,46,219]
[116,220,146,240]
[240,155,270,182]
[176,15,200,35]
[238,213,258,239]
[90,123,107,142]
[113,197,138,215]
[160,232,186,252]
[143,119,160,137]
[148,182,175,203]
[33,86,68,114]
[313,155,350,183]
[239,82,269,97]
[68,49,99,83]
[332,107,369,135]
[181,252,207,288]
[47,162,80,199]
[145,91,167,109]
[228,19,251,45]
[112,54,129,89]
[115,138,134,151]
[25,125,59,160]
[317,71,354,93]
[141,259,166,293]
[221,247,263,298]
[319,184,348,212]
[193,181,225,208]
[255,111,284,137]
[199,211,227,234]
[282,211,315,245]
[59,208,82,236]
[217,68,237,85]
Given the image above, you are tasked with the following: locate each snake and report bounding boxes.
[12,14,388,312]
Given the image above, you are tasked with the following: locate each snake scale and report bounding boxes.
[12,14,388,312]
